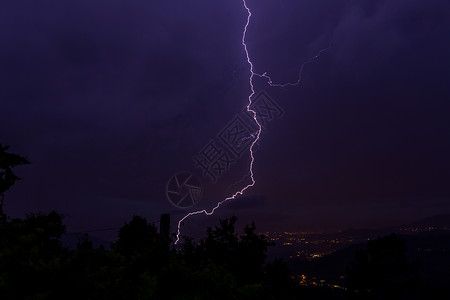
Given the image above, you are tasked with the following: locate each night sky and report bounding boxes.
[1,0,450,239]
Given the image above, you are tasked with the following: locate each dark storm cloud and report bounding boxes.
[248,0,450,228]
[1,0,449,233]
[0,0,250,230]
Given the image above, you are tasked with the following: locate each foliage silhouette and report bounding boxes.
[347,233,421,300]
[0,145,429,299]
[0,144,30,217]
[0,211,300,299]
[0,212,67,299]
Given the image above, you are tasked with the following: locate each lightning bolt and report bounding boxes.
[255,47,329,87]
[174,0,329,244]
[175,0,257,245]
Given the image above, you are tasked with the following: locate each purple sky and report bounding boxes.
[1,0,450,238]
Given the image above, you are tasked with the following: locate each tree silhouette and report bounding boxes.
[0,210,304,299]
[114,216,162,256]
[111,216,164,299]
[171,216,300,300]
[0,211,67,299]
[347,233,420,299]
[0,144,30,216]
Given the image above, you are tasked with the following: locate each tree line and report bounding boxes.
[0,144,421,299]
